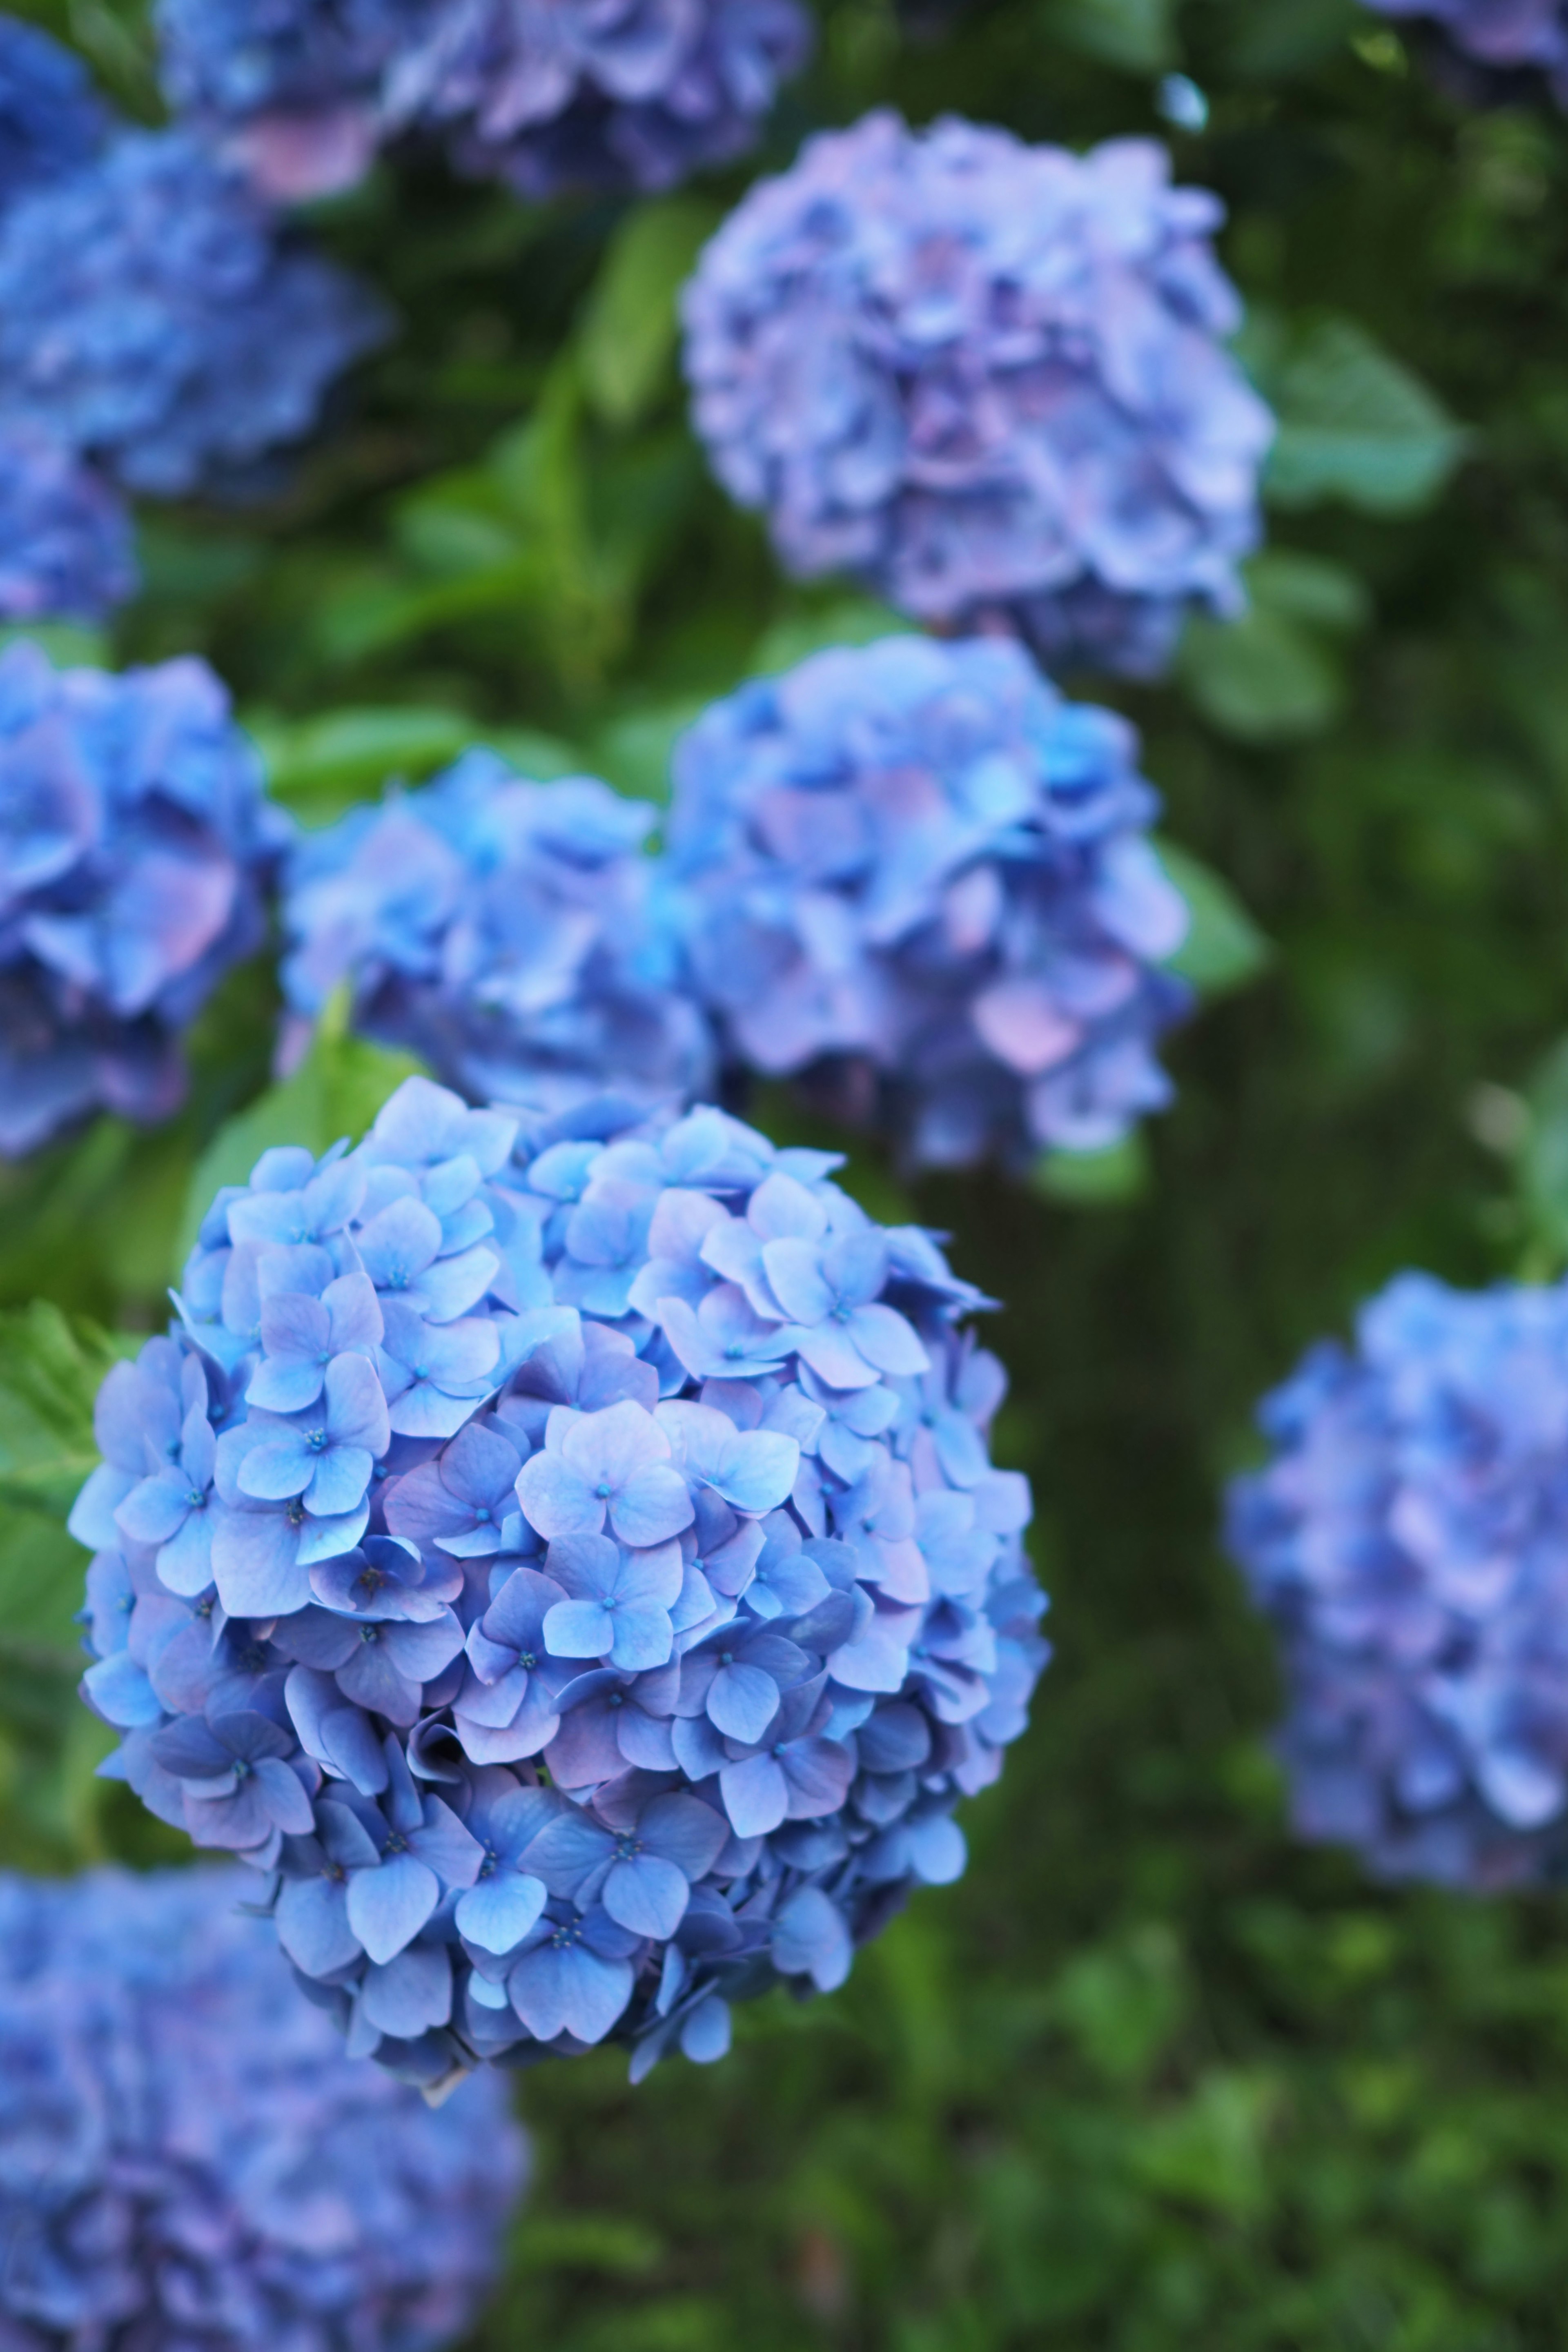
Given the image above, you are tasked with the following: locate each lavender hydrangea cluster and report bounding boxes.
[73,1075,1046,2083]
[0,640,290,1158]
[1365,0,1568,108]
[668,634,1192,1171]
[0,421,137,625]
[0,16,107,214]
[0,1865,524,2349]
[0,126,387,499]
[682,113,1276,681]
[282,750,715,1120]
[155,0,814,202]
[1227,1271,1568,1890]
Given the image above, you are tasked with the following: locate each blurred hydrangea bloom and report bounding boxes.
[668,634,1192,1170]
[682,111,1275,680]
[1228,1271,1568,1889]
[0,127,388,498]
[0,640,289,1158]
[0,422,137,624]
[0,1864,524,2347]
[0,15,108,214]
[74,1074,1047,2084]
[282,749,715,1120]
[1364,1,1568,107]
[155,0,813,202]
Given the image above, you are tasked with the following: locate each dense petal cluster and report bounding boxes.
[155,0,813,202]
[75,1076,1047,2083]
[682,112,1274,681]
[0,16,108,214]
[0,1864,524,2349]
[0,422,137,625]
[668,634,1192,1170]
[0,640,290,1158]
[1227,1272,1568,1889]
[282,749,715,1120]
[0,127,388,499]
[1365,0,1568,108]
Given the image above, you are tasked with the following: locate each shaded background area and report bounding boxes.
[8,0,1568,2341]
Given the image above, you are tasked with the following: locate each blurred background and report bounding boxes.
[8,0,1568,2342]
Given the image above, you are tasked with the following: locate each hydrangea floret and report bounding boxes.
[74,1075,1047,2084]
[0,640,290,1158]
[1364,0,1568,108]
[281,748,715,1120]
[0,1864,524,2349]
[0,15,108,215]
[682,111,1275,681]
[1228,1271,1568,1889]
[668,634,1192,1170]
[0,421,137,625]
[0,126,388,499]
[155,0,814,202]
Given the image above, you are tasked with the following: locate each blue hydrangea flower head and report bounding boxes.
[74,1074,1048,2083]
[1364,0,1568,107]
[0,127,389,498]
[1228,1270,1568,1889]
[156,0,813,201]
[682,111,1276,680]
[0,14,109,214]
[0,639,290,1157]
[0,423,137,624]
[282,748,716,1121]
[668,633,1193,1170]
[0,1864,525,2346]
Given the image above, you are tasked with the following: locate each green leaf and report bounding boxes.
[1178,604,1344,743]
[590,699,709,802]
[0,1303,129,1656]
[1514,1038,1568,1265]
[750,599,908,678]
[1250,314,1468,514]
[1040,0,1177,70]
[0,622,110,668]
[1246,549,1371,634]
[578,198,722,429]
[1155,841,1272,994]
[1033,1132,1150,1207]
[1222,0,1360,76]
[250,704,581,825]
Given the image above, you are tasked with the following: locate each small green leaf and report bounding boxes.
[579,198,722,428]
[1178,604,1344,743]
[1251,313,1468,514]
[1223,0,1359,76]
[1515,1038,1568,1265]
[750,599,908,679]
[591,699,709,802]
[1033,1132,1150,1207]
[1246,550,1370,634]
[0,1303,130,1655]
[1155,842,1272,995]
[1041,0,1177,70]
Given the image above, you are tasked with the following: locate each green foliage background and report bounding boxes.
[10,0,1568,2341]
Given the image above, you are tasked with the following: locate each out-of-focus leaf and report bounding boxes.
[514,2213,666,2276]
[578,198,721,428]
[1053,1926,1189,2088]
[0,621,109,667]
[1247,549,1371,633]
[1041,0,1177,70]
[1034,1132,1150,1207]
[0,1303,129,1655]
[1249,313,1468,513]
[591,699,709,801]
[1223,0,1360,75]
[1179,605,1343,742]
[750,599,907,678]
[1515,1038,1568,1264]
[251,704,581,824]
[1156,841,1272,994]
[1129,2070,1281,2218]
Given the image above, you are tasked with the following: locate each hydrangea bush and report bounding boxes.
[156,0,814,202]
[0,15,108,213]
[1365,0,1568,108]
[0,421,136,625]
[281,750,715,1119]
[682,112,1275,679]
[668,634,1192,1169]
[73,1075,1047,2083]
[0,1864,525,2349]
[1227,1271,1568,1889]
[0,126,387,499]
[0,641,289,1158]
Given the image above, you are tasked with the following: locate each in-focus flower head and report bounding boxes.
[155,0,813,201]
[1228,1270,1568,1888]
[0,1864,524,2348]
[0,126,389,498]
[282,747,716,1120]
[0,639,290,1157]
[76,1074,1047,2084]
[0,422,137,624]
[682,111,1276,680]
[0,14,109,214]
[1363,1,1568,109]
[668,633,1192,1171]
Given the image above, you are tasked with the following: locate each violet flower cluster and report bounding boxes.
[0,1865,524,2350]
[0,640,290,1159]
[0,14,108,212]
[682,112,1275,681]
[74,1075,1047,2084]
[668,634,1192,1170]
[155,0,813,203]
[0,420,138,626]
[1365,0,1568,108]
[282,750,715,1120]
[1227,1271,1568,1890]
